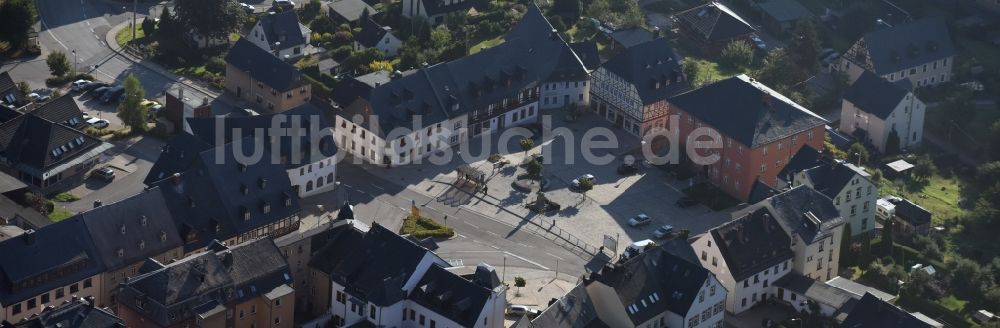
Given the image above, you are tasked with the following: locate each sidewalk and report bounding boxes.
[104,20,220,98]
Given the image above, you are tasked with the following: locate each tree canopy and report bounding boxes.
[117,73,147,132]
[173,0,246,41]
[46,51,71,77]
[0,0,37,47]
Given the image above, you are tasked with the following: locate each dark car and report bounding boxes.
[272,0,295,10]
[101,86,125,103]
[91,86,112,98]
[84,82,110,91]
[675,196,698,208]
[92,167,115,182]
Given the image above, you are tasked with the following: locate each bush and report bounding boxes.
[720,40,754,68]
[400,214,454,238]
[50,192,79,202]
[205,56,226,74]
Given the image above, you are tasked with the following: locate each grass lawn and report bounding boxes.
[50,192,80,203]
[939,294,968,313]
[469,36,504,54]
[48,208,74,222]
[400,214,454,238]
[878,173,966,223]
[115,24,147,47]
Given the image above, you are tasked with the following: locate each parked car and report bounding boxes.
[623,239,656,258]
[652,224,674,239]
[750,34,766,50]
[101,86,125,103]
[507,305,533,316]
[83,82,109,92]
[86,117,110,129]
[239,2,254,13]
[91,86,112,97]
[570,174,595,189]
[92,167,115,182]
[618,156,639,175]
[28,93,50,102]
[272,0,295,10]
[675,196,698,208]
[627,213,652,227]
[71,79,92,92]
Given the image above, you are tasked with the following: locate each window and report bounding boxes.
[274,317,281,326]
[12,303,20,315]
[763,279,769,288]
[419,314,425,325]
[743,280,748,288]
[251,304,257,314]
[688,316,699,328]
[55,287,64,298]
[698,291,705,302]
[369,305,376,319]
[711,257,717,266]
[41,293,49,304]
[701,251,707,260]
[70,283,79,293]
[741,298,747,307]
[27,298,36,309]
[240,309,245,319]
[430,320,436,328]
[336,291,346,304]
[275,299,281,307]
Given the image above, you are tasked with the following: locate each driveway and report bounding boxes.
[57,135,163,213]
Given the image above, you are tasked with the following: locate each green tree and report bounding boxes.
[514,276,526,296]
[840,223,854,267]
[824,135,847,159]
[173,0,246,43]
[754,48,802,88]
[551,0,581,21]
[0,0,38,47]
[15,81,29,99]
[720,40,754,68]
[430,25,451,53]
[881,218,894,255]
[526,158,543,177]
[577,177,594,192]
[788,20,821,74]
[847,143,869,166]
[885,129,901,155]
[117,73,147,132]
[141,17,156,36]
[46,51,71,77]
[519,137,534,155]
[912,156,935,182]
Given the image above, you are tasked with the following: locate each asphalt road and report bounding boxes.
[329,162,610,279]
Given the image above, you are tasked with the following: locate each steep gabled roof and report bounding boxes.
[143,132,214,186]
[589,244,712,324]
[844,71,911,120]
[0,105,102,172]
[744,186,844,244]
[12,298,124,328]
[778,146,825,182]
[800,161,871,199]
[74,187,183,271]
[355,18,391,47]
[667,75,827,148]
[0,218,106,306]
[888,198,931,227]
[225,38,306,91]
[409,265,492,327]
[756,0,811,23]
[608,27,655,49]
[855,17,955,75]
[599,38,689,105]
[530,283,607,328]
[257,11,307,50]
[712,208,793,282]
[569,42,601,71]
[839,293,933,328]
[327,0,376,22]
[0,71,25,108]
[673,2,755,43]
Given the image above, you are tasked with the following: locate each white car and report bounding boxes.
[570,174,595,189]
[86,117,110,129]
[623,239,656,258]
[652,224,674,239]
[71,79,92,91]
[627,213,652,227]
[239,2,255,13]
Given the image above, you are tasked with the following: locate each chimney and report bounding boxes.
[22,229,35,245]
[172,173,182,185]
[550,28,558,39]
[221,250,234,268]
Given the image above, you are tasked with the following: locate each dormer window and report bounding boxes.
[160,231,167,242]
[238,163,246,172]
[261,201,271,214]
[259,178,268,189]
[241,184,249,195]
[140,215,148,226]
[284,193,292,207]
[120,224,127,235]
[138,240,145,250]
[242,207,251,221]
[117,248,124,257]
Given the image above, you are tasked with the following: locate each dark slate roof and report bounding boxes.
[0,106,20,123]
[839,293,932,328]
[329,70,390,107]
[184,102,337,165]
[73,187,183,271]
[310,224,443,306]
[258,11,307,50]
[355,18,390,47]
[745,186,844,244]
[673,2,755,43]
[800,161,871,199]
[151,137,301,252]
[416,0,473,16]
[756,0,812,23]
[888,198,930,226]
[0,71,25,107]
[0,97,100,172]
[10,299,124,328]
[362,4,586,136]
[779,146,824,182]
[0,218,105,305]
[747,178,779,204]
[589,244,711,325]
[569,42,601,71]
[844,71,910,120]
[409,265,492,327]
[667,75,827,148]
[856,17,955,75]
[530,283,607,328]
[609,27,655,48]
[225,38,307,91]
[0,193,50,229]
[599,38,688,105]
[773,274,857,308]
[143,132,213,186]
[327,0,375,22]
[712,207,793,282]
[118,239,291,327]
